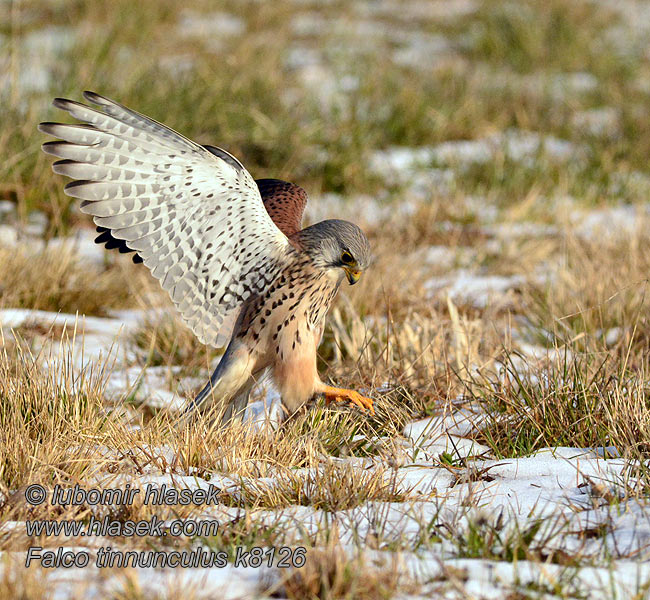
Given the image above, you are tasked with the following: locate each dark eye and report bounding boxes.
[341,251,354,264]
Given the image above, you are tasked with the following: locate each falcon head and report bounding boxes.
[299,219,371,285]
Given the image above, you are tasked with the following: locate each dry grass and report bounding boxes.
[460,228,650,494]
[0,342,115,492]
[218,461,417,511]
[525,229,650,354]
[0,244,148,315]
[110,575,205,600]
[473,341,650,461]
[129,312,220,374]
[276,544,420,600]
[3,0,647,227]
[0,558,53,600]
[0,338,421,551]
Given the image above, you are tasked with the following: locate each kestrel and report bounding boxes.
[40,92,374,422]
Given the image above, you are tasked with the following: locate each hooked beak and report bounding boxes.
[344,268,362,285]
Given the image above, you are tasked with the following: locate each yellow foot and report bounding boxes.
[322,385,375,416]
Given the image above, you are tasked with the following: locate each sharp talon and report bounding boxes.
[349,396,366,412]
[357,395,375,416]
[322,386,375,416]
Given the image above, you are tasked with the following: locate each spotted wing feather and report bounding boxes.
[40,91,291,347]
[93,178,308,262]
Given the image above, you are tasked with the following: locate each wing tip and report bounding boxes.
[63,180,93,197]
[79,200,95,214]
[52,97,74,110]
[51,159,76,176]
[38,121,56,135]
[41,140,64,155]
[64,179,91,189]
[83,90,108,105]
[52,92,105,109]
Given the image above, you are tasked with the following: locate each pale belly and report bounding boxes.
[271,320,324,413]
[235,264,339,414]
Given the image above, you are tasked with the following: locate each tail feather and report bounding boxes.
[183,376,252,424]
[181,340,256,423]
[219,389,253,423]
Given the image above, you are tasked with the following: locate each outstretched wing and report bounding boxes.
[39,91,291,347]
[93,177,308,262]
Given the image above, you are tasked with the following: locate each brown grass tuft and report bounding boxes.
[279,545,419,600]
[0,244,148,315]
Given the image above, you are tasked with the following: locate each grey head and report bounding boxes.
[296,219,371,285]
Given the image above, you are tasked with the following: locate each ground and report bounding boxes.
[1,0,650,598]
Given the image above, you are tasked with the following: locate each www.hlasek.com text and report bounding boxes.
[25,515,219,538]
